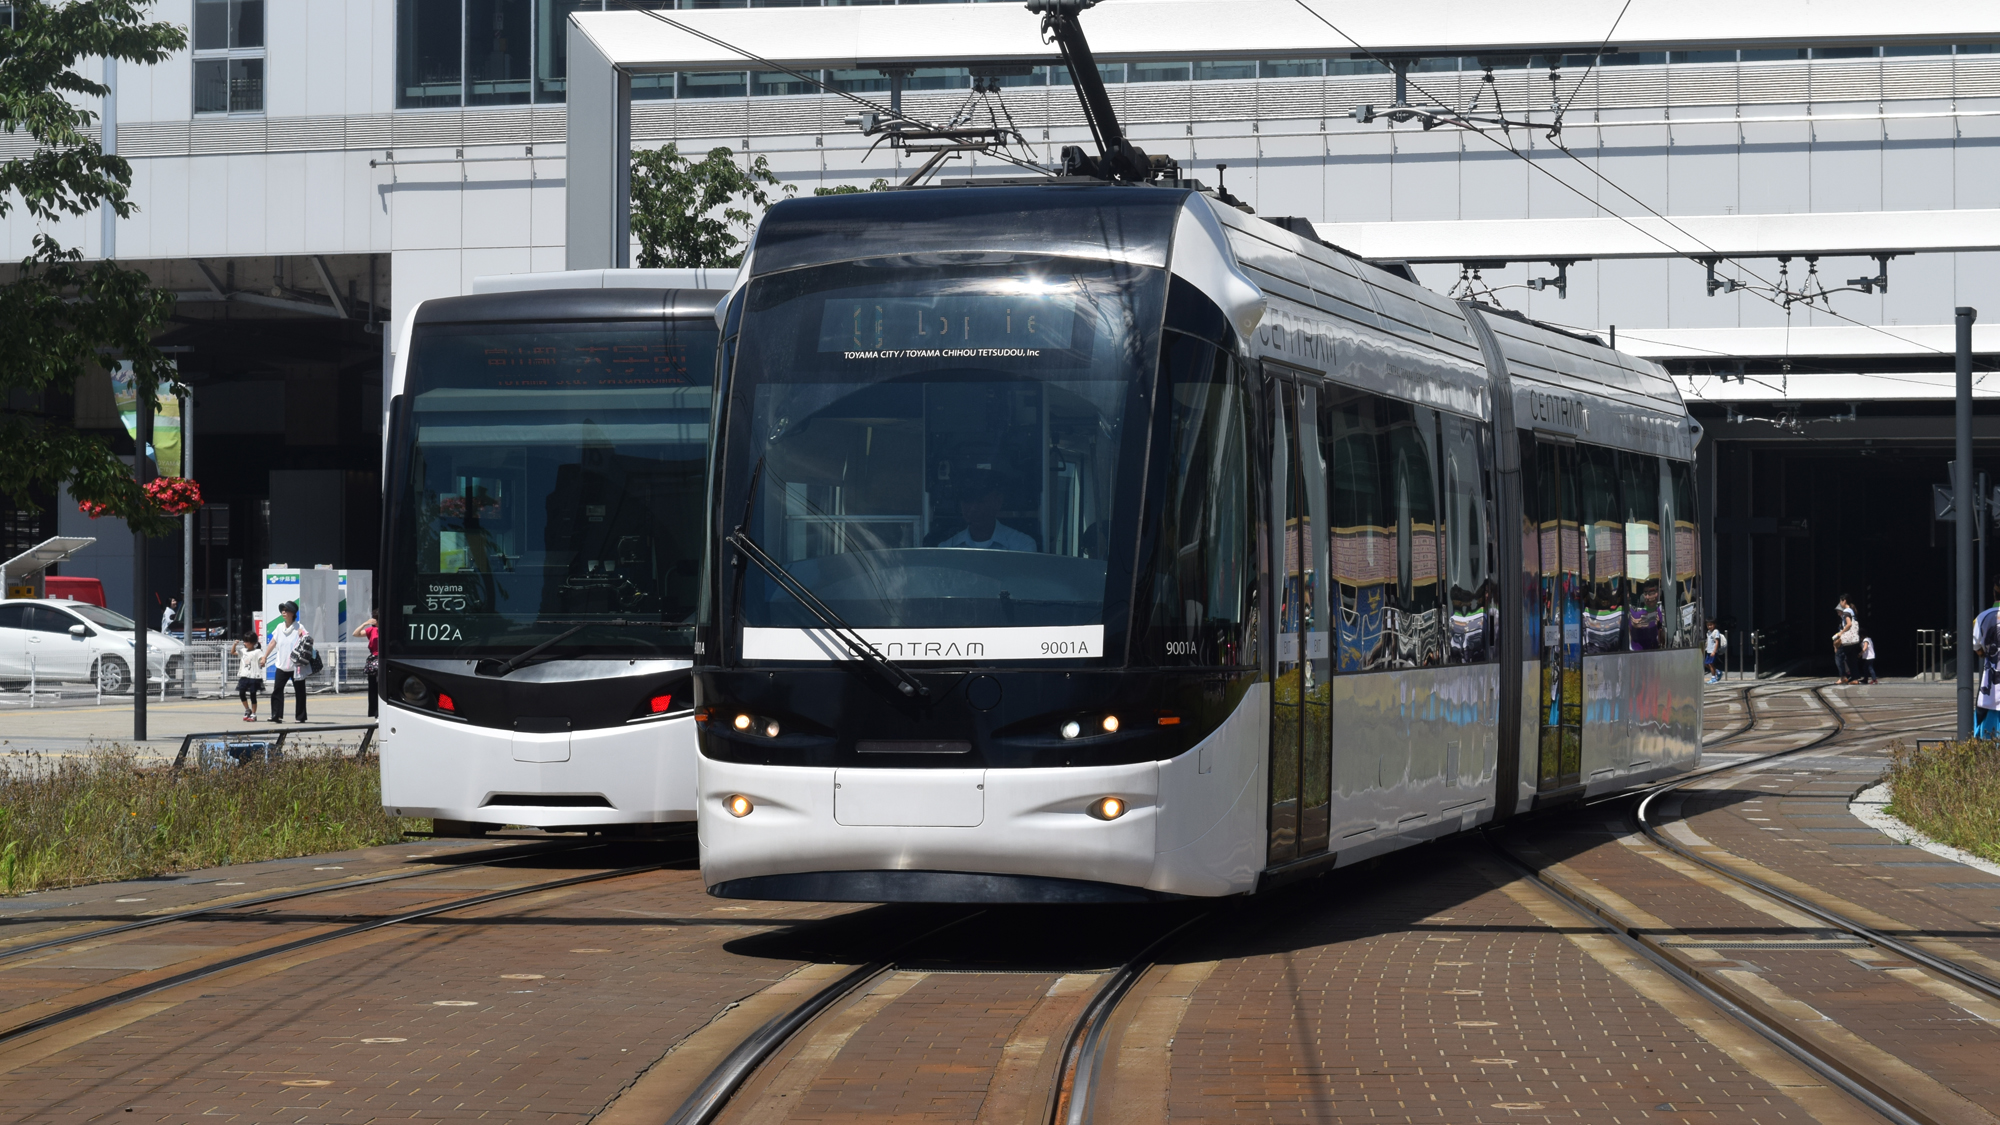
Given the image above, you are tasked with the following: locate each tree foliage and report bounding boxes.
[1,0,186,537]
[629,143,794,269]
[813,179,892,196]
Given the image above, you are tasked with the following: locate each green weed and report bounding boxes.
[0,746,426,896]
[1886,739,2000,864]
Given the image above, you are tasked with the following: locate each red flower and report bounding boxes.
[142,477,204,516]
[78,500,113,519]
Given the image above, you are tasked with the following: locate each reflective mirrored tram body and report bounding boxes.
[694,185,1702,901]
[378,286,722,833]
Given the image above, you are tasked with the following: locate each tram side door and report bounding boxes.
[1267,370,1332,865]
[1534,441,1584,791]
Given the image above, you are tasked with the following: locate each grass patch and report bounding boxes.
[1886,739,2000,863]
[0,747,427,896]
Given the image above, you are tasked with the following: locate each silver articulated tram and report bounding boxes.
[690,4,1702,901]
[378,278,723,834]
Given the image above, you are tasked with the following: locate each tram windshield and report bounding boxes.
[723,256,1163,660]
[387,318,715,658]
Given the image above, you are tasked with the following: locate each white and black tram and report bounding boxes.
[690,4,1701,901]
[689,184,1702,901]
[377,276,723,833]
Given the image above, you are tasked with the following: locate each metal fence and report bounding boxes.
[5,640,375,706]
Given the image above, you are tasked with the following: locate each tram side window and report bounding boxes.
[1620,451,1664,651]
[1144,334,1255,665]
[1668,459,1701,648]
[1577,444,1625,655]
[1441,414,1497,662]
[1324,388,1389,672]
[1321,389,1444,672]
[1388,401,1445,668]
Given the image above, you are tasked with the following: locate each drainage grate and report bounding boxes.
[1663,939,1871,950]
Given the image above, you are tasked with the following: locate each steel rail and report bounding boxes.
[1484,836,1930,1125]
[1052,912,1210,1125]
[0,838,596,965]
[0,856,670,1048]
[1637,687,2000,1003]
[660,910,985,1125]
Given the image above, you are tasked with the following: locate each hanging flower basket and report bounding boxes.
[77,500,113,519]
[143,476,204,516]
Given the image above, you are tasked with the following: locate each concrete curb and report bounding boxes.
[1850,781,2000,878]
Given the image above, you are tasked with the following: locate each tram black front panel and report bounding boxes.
[694,668,1258,770]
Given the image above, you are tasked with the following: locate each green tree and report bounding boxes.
[813,179,892,196]
[0,0,185,537]
[630,143,794,269]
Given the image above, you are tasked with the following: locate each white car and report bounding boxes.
[0,599,185,693]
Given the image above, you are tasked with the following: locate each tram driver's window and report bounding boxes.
[1145,335,1253,665]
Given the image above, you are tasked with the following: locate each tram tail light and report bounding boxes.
[725,794,754,818]
[649,693,673,714]
[1089,796,1127,821]
[436,693,456,713]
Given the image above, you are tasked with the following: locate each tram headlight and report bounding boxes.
[764,720,781,738]
[733,713,753,731]
[401,676,429,705]
[1101,715,1120,733]
[725,794,754,818]
[1060,720,1082,740]
[1089,796,1127,821]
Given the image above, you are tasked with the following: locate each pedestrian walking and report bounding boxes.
[161,596,179,634]
[1977,606,2000,739]
[230,632,264,720]
[1832,595,1861,683]
[352,608,380,718]
[1704,620,1725,683]
[263,600,311,723]
[1860,636,1879,684]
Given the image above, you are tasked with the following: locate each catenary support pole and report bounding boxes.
[1956,306,1977,739]
[182,385,193,698]
[134,376,151,742]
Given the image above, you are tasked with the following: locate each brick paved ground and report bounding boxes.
[3,683,1993,1125]
[0,845,884,1123]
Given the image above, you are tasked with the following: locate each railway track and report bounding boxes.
[0,836,591,964]
[0,842,678,1049]
[1497,681,2000,1125]
[631,908,1210,1125]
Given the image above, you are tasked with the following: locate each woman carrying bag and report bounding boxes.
[263,600,315,723]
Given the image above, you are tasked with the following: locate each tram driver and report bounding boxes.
[938,472,1037,552]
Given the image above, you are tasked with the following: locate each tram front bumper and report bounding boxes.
[697,758,1161,893]
[379,706,697,827]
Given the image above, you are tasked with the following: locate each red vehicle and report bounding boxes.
[43,576,106,606]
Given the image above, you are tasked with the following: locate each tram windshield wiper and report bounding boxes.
[726,529,931,700]
[476,625,587,677]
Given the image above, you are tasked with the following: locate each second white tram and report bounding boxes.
[378,278,723,834]
[689,183,1703,900]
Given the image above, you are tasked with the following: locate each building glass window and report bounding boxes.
[534,0,599,102]
[1053,62,1124,84]
[1668,49,1738,64]
[1129,60,1190,83]
[678,71,747,98]
[192,0,263,114]
[398,0,464,107]
[467,0,532,105]
[1259,59,1324,78]
[632,73,675,100]
[1192,59,1256,81]
[752,69,817,96]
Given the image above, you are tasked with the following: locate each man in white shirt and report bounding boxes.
[939,479,1036,552]
[160,597,178,634]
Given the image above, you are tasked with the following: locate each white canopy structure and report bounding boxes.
[563,0,2000,269]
